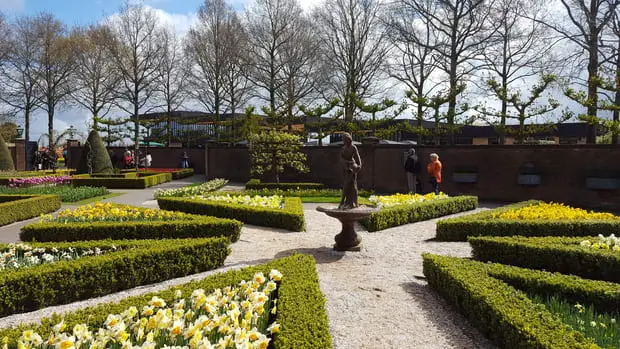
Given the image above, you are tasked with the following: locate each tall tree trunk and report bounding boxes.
[500,76,508,145]
[48,107,54,149]
[167,104,172,146]
[134,97,140,172]
[586,34,599,144]
[25,107,30,171]
[417,85,424,144]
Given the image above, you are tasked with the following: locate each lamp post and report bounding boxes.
[67,125,76,139]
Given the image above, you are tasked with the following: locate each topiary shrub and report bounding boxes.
[76,130,113,174]
[0,133,14,171]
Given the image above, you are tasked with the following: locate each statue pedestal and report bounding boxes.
[316,206,378,251]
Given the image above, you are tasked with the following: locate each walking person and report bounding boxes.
[181,152,190,168]
[404,148,421,194]
[427,153,443,195]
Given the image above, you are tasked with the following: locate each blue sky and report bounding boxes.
[0,0,206,26]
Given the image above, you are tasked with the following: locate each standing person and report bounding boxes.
[404,148,421,194]
[427,153,443,195]
[181,152,190,168]
[146,152,152,168]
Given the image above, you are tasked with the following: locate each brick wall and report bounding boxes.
[205,144,620,210]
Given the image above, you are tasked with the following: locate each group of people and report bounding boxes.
[107,149,153,169]
[404,148,442,195]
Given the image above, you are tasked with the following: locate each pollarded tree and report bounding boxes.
[249,130,308,183]
[77,129,113,175]
[0,133,14,171]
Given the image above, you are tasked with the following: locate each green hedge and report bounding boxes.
[469,236,620,283]
[0,195,61,227]
[20,214,242,242]
[245,178,324,190]
[0,237,230,317]
[72,172,172,189]
[0,254,332,349]
[360,196,478,232]
[170,168,194,179]
[423,254,607,349]
[158,196,305,231]
[436,200,620,241]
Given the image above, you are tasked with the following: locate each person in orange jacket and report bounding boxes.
[427,153,442,195]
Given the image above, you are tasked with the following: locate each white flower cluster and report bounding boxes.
[191,194,284,209]
[580,234,620,251]
[154,179,228,198]
[0,243,107,271]
[13,270,283,349]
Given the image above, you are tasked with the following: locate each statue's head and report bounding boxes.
[342,132,352,145]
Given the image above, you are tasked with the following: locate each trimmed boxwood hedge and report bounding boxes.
[423,254,611,349]
[20,214,242,243]
[245,178,324,190]
[0,254,332,349]
[469,236,620,283]
[360,196,478,232]
[436,200,620,241]
[0,195,61,227]
[169,168,194,179]
[71,172,172,189]
[158,196,305,231]
[0,238,230,317]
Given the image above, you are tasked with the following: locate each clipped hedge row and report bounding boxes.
[245,178,324,190]
[72,172,172,189]
[435,200,620,241]
[158,196,305,231]
[361,196,478,232]
[0,195,61,227]
[423,254,607,349]
[169,168,194,179]
[0,237,230,318]
[0,254,332,349]
[469,236,620,283]
[20,214,242,243]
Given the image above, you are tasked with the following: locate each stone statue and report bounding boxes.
[339,132,362,209]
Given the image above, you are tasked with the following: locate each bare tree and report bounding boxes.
[407,0,495,144]
[0,16,41,150]
[222,12,252,140]
[315,0,391,124]
[186,0,235,140]
[31,13,76,148]
[71,24,120,129]
[275,13,322,127]
[157,27,188,145]
[106,2,163,171]
[245,0,303,113]
[386,0,445,143]
[479,0,558,144]
[543,0,619,143]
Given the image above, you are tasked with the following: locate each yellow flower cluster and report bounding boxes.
[191,195,284,209]
[581,234,620,252]
[368,192,448,207]
[12,270,283,349]
[492,202,620,221]
[40,203,190,224]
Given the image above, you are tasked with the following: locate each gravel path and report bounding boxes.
[0,180,500,348]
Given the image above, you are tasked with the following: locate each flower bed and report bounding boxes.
[0,254,332,349]
[492,202,620,221]
[423,254,619,349]
[71,172,172,189]
[581,234,620,251]
[41,202,192,224]
[154,178,228,198]
[0,195,61,227]
[190,194,284,209]
[0,238,230,317]
[436,200,620,241]
[0,185,109,203]
[158,196,305,231]
[5,175,71,188]
[20,203,242,242]
[0,242,114,271]
[245,178,324,190]
[468,236,620,283]
[240,188,374,198]
[361,195,478,232]
[368,192,449,207]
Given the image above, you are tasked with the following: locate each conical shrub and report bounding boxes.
[0,133,15,171]
[77,130,113,174]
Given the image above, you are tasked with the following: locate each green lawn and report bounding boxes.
[63,192,126,206]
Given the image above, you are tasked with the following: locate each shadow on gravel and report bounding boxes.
[274,246,345,264]
[400,281,498,349]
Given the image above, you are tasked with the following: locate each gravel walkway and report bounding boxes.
[0,180,500,348]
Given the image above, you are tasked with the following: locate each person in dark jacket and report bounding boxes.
[404,148,421,194]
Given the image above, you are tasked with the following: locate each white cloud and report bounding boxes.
[0,0,24,12]
[150,7,198,36]
[236,0,325,12]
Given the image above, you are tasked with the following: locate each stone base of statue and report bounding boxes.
[316,205,379,251]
